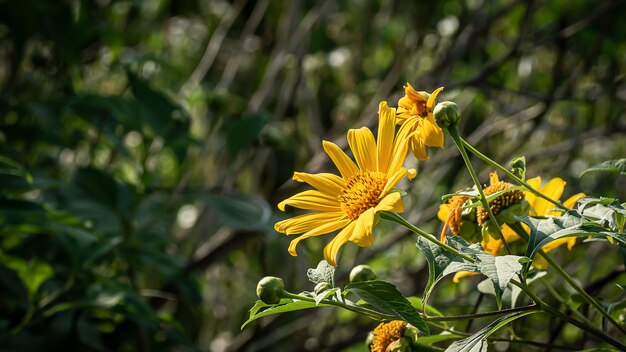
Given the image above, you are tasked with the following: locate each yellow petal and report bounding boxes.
[453,271,479,283]
[563,193,585,209]
[407,168,417,180]
[533,254,548,270]
[489,172,500,186]
[380,167,409,198]
[387,121,413,173]
[293,172,345,196]
[501,225,521,243]
[535,178,566,215]
[275,211,345,235]
[324,220,357,266]
[377,101,396,172]
[437,204,450,222]
[420,116,444,149]
[322,141,359,180]
[427,87,444,111]
[411,136,429,160]
[288,218,351,256]
[374,192,404,213]
[482,239,503,255]
[278,190,341,212]
[348,127,377,172]
[524,176,542,210]
[542,237,575,253]
[350,207,375,247]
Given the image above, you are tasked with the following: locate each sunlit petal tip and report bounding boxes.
[407,168,417,180]
[427,87,445,110]
[489,172,500,185]
[277,200,287,211]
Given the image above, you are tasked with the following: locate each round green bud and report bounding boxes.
[314,282,331,294]
[433,101,461,129]
[349,265,377,283]
[256,276,285,304]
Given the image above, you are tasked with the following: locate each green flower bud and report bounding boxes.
[314,282,331,294]
[256,276,285,304]
[349,265,377,283]
[433,101,461,129]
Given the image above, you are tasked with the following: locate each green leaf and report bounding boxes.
[509,156,526,181]
[205,192,273,232]
[314,288,339,305]
[307,260,335,287]
[224,113,268,160]
[43,291,124,317]
[475,253,528,309]
[577,197,626,233]
[414,333,459,345]
[445,311,538,352]
[241,299,332,329]
[580,159,626,177]
[0,255,53,298]
[415,236,479,307]
[0,156,32,194]
[345,280,429,335]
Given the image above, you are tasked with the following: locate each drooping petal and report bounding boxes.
[278,190,341,212]
[324,220,357,266]
[293,172,345,196]
[348,127,377,172]
[374,192,404,213]
[350,207,375,247]
[377,101,396,172]
[407,168,417,180]
[288,218,352,256]
[420,116,444,148]
[411,135,428,160]
[542,237,576,253]
[322,141,359,180]
[534,178,566,215]
[524,176,542,210]
[275,211,345,235]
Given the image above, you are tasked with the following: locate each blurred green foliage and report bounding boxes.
[0,0,624,351]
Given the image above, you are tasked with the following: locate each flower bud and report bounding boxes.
[433,101,460,129]
[349,265,377,283]
[256,276,285,304]
[314,282,331,294]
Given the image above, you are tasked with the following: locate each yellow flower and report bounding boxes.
[437,194,470,243]
[275,102,416,266]
[396,83,445,160]
[369,320,407,352]
[524,176,585,269]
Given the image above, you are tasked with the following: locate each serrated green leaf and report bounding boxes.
[241,299,332,329]
[445,311,538,352]
[345,280,429,335]
[475,253,527,309]
[580,159,626,177]
[416,236,479,308]
[314,287,339,305]
[307,260,335,287]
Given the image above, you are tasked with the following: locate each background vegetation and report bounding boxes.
[0,0,624,351]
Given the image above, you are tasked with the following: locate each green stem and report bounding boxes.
[380,212,475,263]
[448,127,512,254]
[460,138,568,211]
[425,304,539,322]
[511,280,626,349]
[509,222,626,334]
[282,292,394,321]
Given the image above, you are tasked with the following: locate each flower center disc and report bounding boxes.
[339,172,387,220]
[477,181,525,225]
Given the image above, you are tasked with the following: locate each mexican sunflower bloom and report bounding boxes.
[275,102,416,266]
[369,320,407,352]
[396,83,445,160]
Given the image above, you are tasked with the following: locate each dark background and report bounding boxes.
[0,0,624,351]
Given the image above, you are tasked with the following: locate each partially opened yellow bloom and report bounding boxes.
[524,176,585,269]
[275,102,416,266]
[396,83,445,160]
